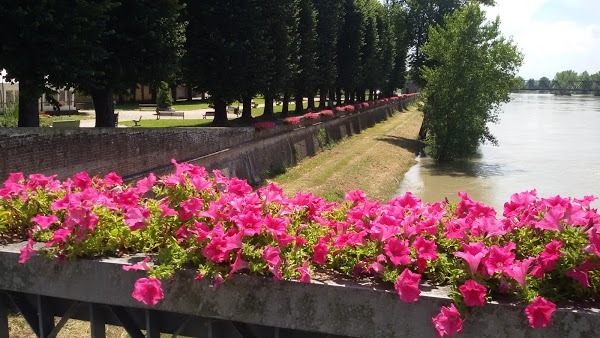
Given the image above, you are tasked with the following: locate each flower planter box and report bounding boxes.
[0,243,599,337]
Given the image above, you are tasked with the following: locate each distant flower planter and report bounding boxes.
[283,117,301,126]
[319,110,334,121]
[254,121,276,131]
[302,112,320,126]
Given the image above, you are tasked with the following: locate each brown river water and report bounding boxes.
[397,93,600,211]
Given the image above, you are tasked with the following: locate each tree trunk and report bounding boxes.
[319,88,326,109]
[295,94,303,114]
[368,90,374,101]
[282,93,290,116]
[336,88,342,106]
[91,87,116,127]
[186,87,193,102]
[307,93,315,111]
[344,91,350,104]
[263,94,274,119]
[212,99,229,126]
[17,83,40,127]
[241,97,253,122]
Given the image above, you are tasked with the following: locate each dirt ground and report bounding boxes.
[271,107,424,202]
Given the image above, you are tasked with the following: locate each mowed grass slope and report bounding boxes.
[270,107,424,203]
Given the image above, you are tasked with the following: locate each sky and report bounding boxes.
[484,0,600,79]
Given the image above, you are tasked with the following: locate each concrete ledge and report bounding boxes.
[0,244,599,337]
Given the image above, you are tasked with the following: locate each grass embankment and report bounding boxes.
[270,107,424,203]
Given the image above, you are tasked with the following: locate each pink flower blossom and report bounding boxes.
[135,173,156,195]
[413,236,438,261]
[566,268,590,288]
[394,268,421,303]
[535,206,565,231]
[454,242,488,274]
[102,172,123,186]
[263,246,282,281]
[254,121,276,130]
[296,261,311,283]
[132,278,164,306]
[432,303,464,338]
[19,239,37,264]
[123,256,151,272]
[313,237,329,265]
[31,215,59,230]
[503,258,535,288]
[384,238,411,266]
[124,207,151,231]
[525,297,556,328]
[459,280,487,307]
[284,117,301,125]
[228,250,249,278]
[483,243,516,275]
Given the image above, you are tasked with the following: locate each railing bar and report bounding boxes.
[145,309,160,338]
[170,316,192,338]
[7,292,40,336]
[0,293,9,338]
[36,295,55,338]
[47,301,81,338]
[89,304,106,338]
[108,305,145,338]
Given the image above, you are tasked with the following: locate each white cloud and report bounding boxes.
[484,0,600,79]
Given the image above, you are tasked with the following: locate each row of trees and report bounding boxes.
[1,0,494,127]
[518,70,600,90]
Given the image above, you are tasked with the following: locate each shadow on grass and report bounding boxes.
[376,135,425,155]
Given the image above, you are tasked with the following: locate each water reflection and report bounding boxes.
[397,94,600,210]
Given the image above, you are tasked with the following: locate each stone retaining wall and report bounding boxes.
[0,101,401,183]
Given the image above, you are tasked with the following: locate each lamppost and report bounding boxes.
[0,69,6,114]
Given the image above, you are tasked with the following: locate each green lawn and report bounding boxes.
[120,119,213,128]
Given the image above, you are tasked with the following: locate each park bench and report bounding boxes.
[52,120,80,128]
[139,103,157,110]
[132,116,142,126]
[155,108,185,120]
[227,106,241,117]
[203,111,216,119]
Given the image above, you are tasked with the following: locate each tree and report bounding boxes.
[554,70,578,89]
[421,2,522,162]
[294,0,318,113]
[156,81,174,109]
[388,1,410,94]
[80,0,185,127]
[337,0,367,104]
[0,0,116,127]
[259,0,299,119]
[539,77,550,89]
[403,0,496,87]
[314,0,345,108]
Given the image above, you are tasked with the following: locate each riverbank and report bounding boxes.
[269,107,424,202]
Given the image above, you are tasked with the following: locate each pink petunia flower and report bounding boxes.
[525,297,556,328]
[503,258,535,288]
[413,236,439,261]
[566,268,590,288]
[123,256,151,272]
[313,237,329,265]
[124,207,151,231]
[228,250,249,279]
[384,238,412,266]
[454,242,488,274]
[31,215,60,230]
[132,278,164,306]
[483,243,516,276]
[432,303,464,338]
[459,280,487,307]
[18,238,38,264]
[296,261,311,283]
[394,268,421,303]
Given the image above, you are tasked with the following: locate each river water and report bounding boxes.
[397,94,600,210]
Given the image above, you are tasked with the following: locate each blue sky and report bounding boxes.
[485,0,600,79]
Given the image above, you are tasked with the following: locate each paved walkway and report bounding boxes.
[78,108,242,127]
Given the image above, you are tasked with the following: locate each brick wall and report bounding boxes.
[0,101,403,183]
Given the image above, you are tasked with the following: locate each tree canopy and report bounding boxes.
[421,2,522,162]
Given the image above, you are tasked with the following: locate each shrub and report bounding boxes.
[303,112,320,120]
[283,117,301,125]
[156,81,173,109]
